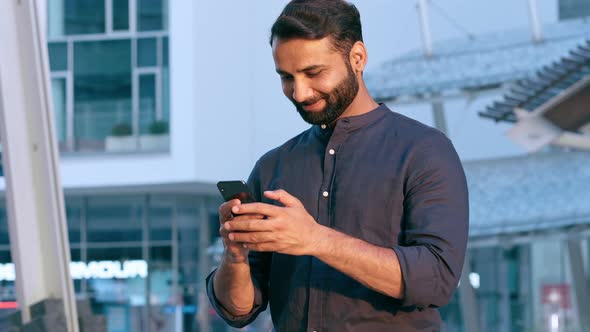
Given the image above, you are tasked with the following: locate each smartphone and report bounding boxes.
[217,180,257,204]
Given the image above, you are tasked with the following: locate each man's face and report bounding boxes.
[272,37,359,125]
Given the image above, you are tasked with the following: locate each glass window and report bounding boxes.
[51,78,67,146]
[48,43,68,72]
[162,37,169,122]
[137,38,157,67]
[86,196,142,242]
[560,0,590,20]
[74,40,131,151]
[113,0,130,31]
[149,199,172,241]
[0,206,9,246]
[65,198,82,243]
[137,0,164,31]
[162,37,168,67]
[48,0,66,38]
[64,0,105,35]
[139,74,156,134]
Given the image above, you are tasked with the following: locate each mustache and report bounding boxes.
[293,95,327,108]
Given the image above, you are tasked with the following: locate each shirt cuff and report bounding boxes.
[391,246,434,309]
[205,268,266,328]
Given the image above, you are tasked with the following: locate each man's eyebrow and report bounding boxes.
[275,65,326,75]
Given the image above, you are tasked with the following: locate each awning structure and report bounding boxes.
[479,39,590,123]
[465,151,590,244]
[479,39,590,152]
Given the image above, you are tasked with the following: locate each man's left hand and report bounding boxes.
[223,189,323,256]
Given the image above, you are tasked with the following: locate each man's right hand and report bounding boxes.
[218,199,264,264]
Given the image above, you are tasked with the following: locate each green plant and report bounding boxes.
[111,123,132,136]
[148,120,169,135]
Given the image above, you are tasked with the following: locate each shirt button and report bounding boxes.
[328,149,335,155]
[322,191,329,197]
[321,124,327,129]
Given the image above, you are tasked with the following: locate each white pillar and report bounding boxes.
[0,0,78,330]
[416,0,434,57]
[527,0,544,43]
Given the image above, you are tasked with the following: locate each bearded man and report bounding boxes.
[207,1,469,331]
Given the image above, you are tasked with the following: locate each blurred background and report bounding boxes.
[0,0,589,331]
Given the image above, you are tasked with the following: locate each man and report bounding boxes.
[206,0,469,331]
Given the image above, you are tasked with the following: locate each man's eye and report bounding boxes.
[280,75,293,81]
[307,71,322,77]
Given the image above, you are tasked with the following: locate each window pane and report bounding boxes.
[74,40,131,151]
[113,0,129,31]
[162,37,169,123]
[48,0,65,38]
[51,78,67,145]
[48,42,68,71]
[137,0,163,31]
[86,196,142,242]
[66,198,82,243]
[0,206,9,246]
[139,74,156,135]
[149,198,172,241]
[560,0,590,20]
[162,37,168,67]
[64,0,105,35]
[137,38,157,67]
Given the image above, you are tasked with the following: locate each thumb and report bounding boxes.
[264,189,303,208]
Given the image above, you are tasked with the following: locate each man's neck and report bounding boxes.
[337,87,379,120]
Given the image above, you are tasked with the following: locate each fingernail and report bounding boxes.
[232,206,239,212]
[228,233,234,240]
[242,244,248,248]
[224,223,231,230]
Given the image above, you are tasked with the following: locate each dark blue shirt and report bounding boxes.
[207,104,469,331]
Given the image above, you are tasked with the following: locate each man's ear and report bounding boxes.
[349,41,368,73]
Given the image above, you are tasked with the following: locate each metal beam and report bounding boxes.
[0,0,78,330]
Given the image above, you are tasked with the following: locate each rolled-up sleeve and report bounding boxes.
[205,159,273,327]
[393,133,469,308]
[205,250,271,327]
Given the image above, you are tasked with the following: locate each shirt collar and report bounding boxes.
[314,103,389,138]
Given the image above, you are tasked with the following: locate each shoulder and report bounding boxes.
[251,127,314,173]
[381,107,449,147]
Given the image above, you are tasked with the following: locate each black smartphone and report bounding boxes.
[217,180,257,204]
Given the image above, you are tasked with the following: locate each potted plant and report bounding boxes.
[140,120,170,151]
[105,123,137,152]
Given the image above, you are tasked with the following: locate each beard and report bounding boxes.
[291,62,359,125]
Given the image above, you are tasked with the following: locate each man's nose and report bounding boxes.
[292,80,314,103]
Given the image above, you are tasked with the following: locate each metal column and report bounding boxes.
[0,0,78,330]
[566,239,590,332]
[459,252,481,332]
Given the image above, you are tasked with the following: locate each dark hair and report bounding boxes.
[270,0,363,56]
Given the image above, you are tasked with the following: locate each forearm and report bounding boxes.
[213,253,256,316]
[311,225,404,299]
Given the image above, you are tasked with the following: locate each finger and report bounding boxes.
[263,189,303,208]
[232,202,280,217]
[231,214,265,221]
[224,219,274,232]
[229,231,273,243]
[219,199,241,222]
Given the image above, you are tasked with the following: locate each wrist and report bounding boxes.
[222,249,249,265]
[307,224,333,257]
